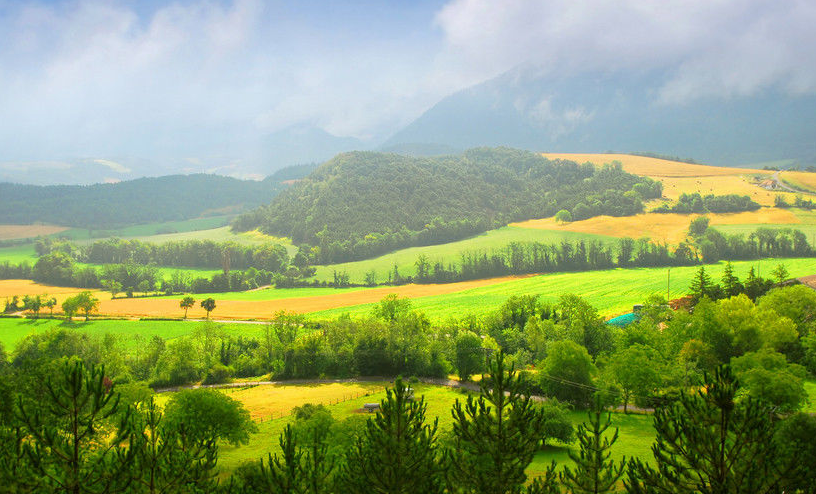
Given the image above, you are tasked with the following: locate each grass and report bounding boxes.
[312,226,617,283]
[0,245,38,264]
[309,257,816,320]
[0,317,277,353]
[214,382,655,475]
[804,381,816,414]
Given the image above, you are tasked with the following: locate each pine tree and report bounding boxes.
[720,261,743,298]
[626,366,788,494]
[340,378,444,494]
[14,360,134,494]
[689,266,714,301]
[771,263,789,283]
[560,401,625,493]
[129,397,218,493]
[260,424,305,493]
[449,351,550,494]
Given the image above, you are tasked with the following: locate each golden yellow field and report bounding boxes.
[94,275,531,320]
[541,153,764,177]
[511,208,801,244]
[541,153,794,207]
[779,171,816,193]
[221,382,386,421]
[0,280,107,303]
[0,224,68,240]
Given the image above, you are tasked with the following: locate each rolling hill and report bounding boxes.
[0,174,283,230]
[233,148,662,263]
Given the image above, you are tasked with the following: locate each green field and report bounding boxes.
[0,244,38,264]
[215,382,654,475]
[0,317,275,353]
[312,226,618,283]
[309,257,816,319]
[805,381,816,414]
[161,285,369,301]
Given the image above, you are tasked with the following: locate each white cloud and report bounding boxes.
[433,0,816,103]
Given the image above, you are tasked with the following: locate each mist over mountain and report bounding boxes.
[386,66,816,167]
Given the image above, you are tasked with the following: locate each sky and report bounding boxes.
[1,0,815,180]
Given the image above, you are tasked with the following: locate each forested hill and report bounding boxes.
[0,174,284,229]
[233,148,662,263]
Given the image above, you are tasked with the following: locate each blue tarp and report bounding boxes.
[606,312,639,327]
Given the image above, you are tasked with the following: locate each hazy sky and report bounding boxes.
[1,0,815,173]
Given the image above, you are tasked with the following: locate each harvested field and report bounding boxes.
[658,175,792,207]
[541,153,790,206]
[779,171,816,193]
[0,224,68,240]
[97,275,531,319]
[541,153,764,177]
[0,280,107,303]
[511,209,800,244]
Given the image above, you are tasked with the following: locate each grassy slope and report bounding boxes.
[312,226,617,283]
[309,257,816,320]
[215,382,654,475]
[0,318,274,353]
[0,245,38,264]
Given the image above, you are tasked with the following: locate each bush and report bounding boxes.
[203,363,233,385]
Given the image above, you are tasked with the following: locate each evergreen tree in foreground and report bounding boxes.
[626,366,789,494]
[340,377,444,494]
[14,360,134,493]
[560,399,625,494]
[449,351,559,494]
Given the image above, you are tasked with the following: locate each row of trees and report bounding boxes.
[36,236,296,273]
[652,192,760,214]
[0,351,813,493]
[376,225,811,286]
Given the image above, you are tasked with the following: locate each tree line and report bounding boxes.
[652,192,761,214]
[234,148,663,264]
[36,236,296,273]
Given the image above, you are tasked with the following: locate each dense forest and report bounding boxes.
[1,283,815,491]
[0,174,286,229]
[233,148,663,263]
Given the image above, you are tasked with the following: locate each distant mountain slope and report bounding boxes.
[234,147,661,263]
[0,174,284,229]
[386,67,816,166]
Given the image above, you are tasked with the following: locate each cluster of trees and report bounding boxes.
[689,217,814,262]
[17,251,295,295]
[0,174,285,229]
[1,351,814,493]
[36,236,297,273]
[776,193,816,210]
[653,192,760,214]
[234,148,663,263]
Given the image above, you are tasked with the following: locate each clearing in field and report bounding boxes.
[220,381,387,421]
[96,275,531,319]
[0,224,69,240]
[214,381,655,475]
[511,209,801,244]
